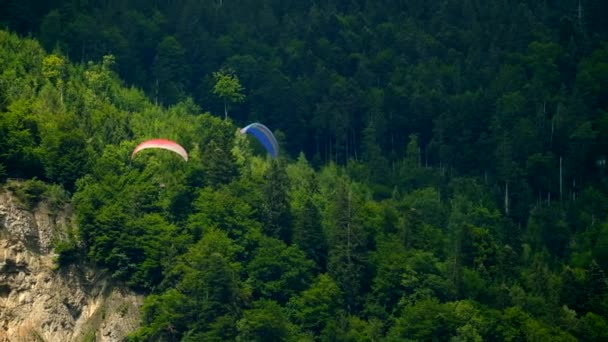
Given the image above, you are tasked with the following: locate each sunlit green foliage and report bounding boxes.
[1,0,608,338]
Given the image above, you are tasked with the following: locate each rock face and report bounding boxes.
[0,189,143,341]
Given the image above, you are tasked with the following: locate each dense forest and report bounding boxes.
[1,0,608,340]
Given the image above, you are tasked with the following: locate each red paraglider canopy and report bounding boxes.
[131,139,188,161]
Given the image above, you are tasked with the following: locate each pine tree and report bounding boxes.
[287,274,343,337]
[153,36,188,106]
[262,159,292,242]
[361,115,389,184]
[293,198,327,270]
[560,266,584,312]
[585,260,608,314]
[201,139,239,187]
[326,178,368,312]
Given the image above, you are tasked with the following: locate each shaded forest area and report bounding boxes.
[1,0,608,340]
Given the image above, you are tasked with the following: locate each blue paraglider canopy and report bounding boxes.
[240,122,279,158]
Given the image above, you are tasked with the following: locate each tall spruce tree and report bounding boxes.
[326,177,368,312]
[293,197,327,270]
[261,159,292,242]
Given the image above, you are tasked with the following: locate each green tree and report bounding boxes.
[361,112,389,185]
[326,178,369,312]
[128,289,188,341]
[38,115,91,192]
[386,299,457,341]
[236,300,297,342]
[136,229,245,340]
[286,154,327,269]
[261,159,292,242]
[367,236,409,317]
[212,69,245,119]
[39,9,63,52]
[446,192,501,296]
[524,41,562,101]
[293,198,327,270]
[526,205,570,257]
[196,114,239,187]
[401,187,446,240]
[287,274,343,337]
[0,99,43,178]
[584,260,608,314]
[42,54,66,103]
[153,36,188,106]
[560,266,585,313]
[593,223,608,270]
[578,312,608,341]
[286,152,317,213]
[322,315,384,342]
[575,44,608,112]
[72,142,192,289]
[246,237,315,304]
[187,184,260,245]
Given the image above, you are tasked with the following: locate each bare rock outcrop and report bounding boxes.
[0,189,142,341]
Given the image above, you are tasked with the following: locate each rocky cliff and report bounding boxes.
[0,187,142,341]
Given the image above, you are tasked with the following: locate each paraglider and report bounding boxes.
[240,122,279,158]
[131,139,189,161]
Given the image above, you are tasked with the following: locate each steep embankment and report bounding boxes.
[0,187,142,341]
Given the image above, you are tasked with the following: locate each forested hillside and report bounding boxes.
[1,0,608,340]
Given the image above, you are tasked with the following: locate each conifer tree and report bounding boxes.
[261,159,292,242]
[326,178,368,312]
[293,198,327,270]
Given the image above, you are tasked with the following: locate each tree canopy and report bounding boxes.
[1,0,608,339]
